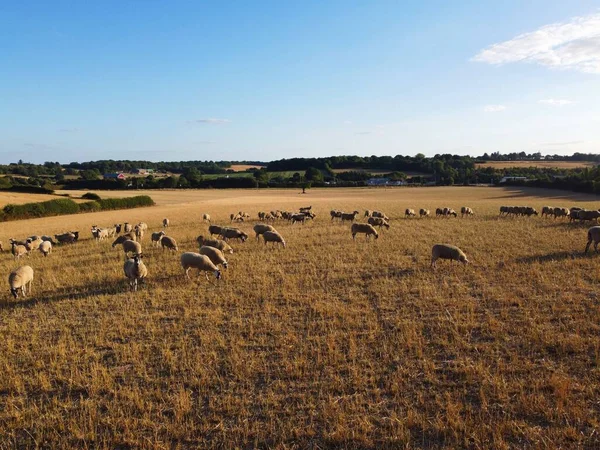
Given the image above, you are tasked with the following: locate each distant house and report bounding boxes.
[132,168,154,175]
[499,176,528,183]
[104,173,127,180]
[367,177,406,186]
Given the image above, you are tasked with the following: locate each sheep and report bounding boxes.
[330,210,342,221]
[461,207,474,217]
[115,224,122,234]
[499,206,508,216]
[92,227,109,240]
[264,213,275,222]
[123,222,133,233]
[230,213,244,223]
[299,206,312,212]
[38,240,52,257]
[135,225,145,241]
[291,213,307,225]
[405,208,416,217]
[368,217,390,229]
[163,218,170,227]
[541,206,553,218]
[10,241,28,259]
[137,222,148,231]
[112,233,136,247]
[25,237,43,251]
[436,207,444,217]
[258,211,266,221]
[577,210,600,222]
[0,241,3,252]
[160,235,178,251]
[180,252,221,280]
[123,254,147,291]
[585,226,600,253]
[351,223,378,240]
[419,208,430,217]
[54,232,77,244]
[199,245,228,268]
[364,210,373,218]
[8,265,34,298]
[341,211,360,222]
[151,231,166,246]
[431,244,469,268]
[219,227,248,242]
[41,235,55,244]
[121,239,142,257]
[372,211,386,219]
[196,236,234,254]
[262,230,286,247]
[553,207,569,219]
[209,225,223,236]
[253,223,276,240]
[203,213,211,223]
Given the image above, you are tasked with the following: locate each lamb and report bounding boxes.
[121,239,142,257]
[151,231,166,247]
[208,225,223,236]
[253,223,276,240]
[351,223,378,240]
[203,213,211,223]
[368,217,390,229]
[112,233,136,248]
[341,211,360,222]
[419,208,430,217]
[219,227,248,242]
[160,235,178,251]
[54,232,77,244]
[8,265,34,298]
[461,207,474,217]
[38,240,52,257]
[199,245,229,268]
[405,208,416,217]
[10,241,28,259]
[196,236,234,254]
[180,252,221,280]
[123,254,147,291]
[262,230,286,247]
[431,244,469,268]
[163,218,170,227]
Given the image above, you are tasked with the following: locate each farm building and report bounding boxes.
[103,173,127,180]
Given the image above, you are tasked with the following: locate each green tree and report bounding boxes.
[305,167,323,182]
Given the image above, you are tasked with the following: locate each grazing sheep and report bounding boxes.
[92,226,109,240]
[199,245,228,268]
[330,210,342,221]
[436,207,444,217]
[372,211,386,219]
[8,265,34,298]
[54,232,77,244]
[203,213,211,223]
[262,230,286,247]
[41,235,55,244]
[160,235,178,251]
[121,239,142,257]
[553,207,569,219]
[208,225,223,236]
[253,223,276,240]
[219,227,248,242]
[541,206,553,217]
[163,218,170,227]
[291,213,307,225]
[264,213,275,222]
[341,211,360,222]
[258,211,266,221]
[134,226,145,241]
[10,241,28,259]
[230,213,244,223]
[368,217,390,229]
[431,244,469,268]
[405,208,416,217]
[180,252,221,280]
[461,207,474,217]
[576,210,600,222]
[351,223,379,240]
[112,233,136,247]
[499,206,508,216]
[25,237,43,251]
[151,231,166,247]
[419,208,430,217]
[299,206,312,212]
[123,223,133,233]
[196,236,234,254]
[123,254,147,291]
[585,226,600,253]
[364,210,373,218]
[38,240,52,257]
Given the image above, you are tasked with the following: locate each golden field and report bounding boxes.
[0,186,599,448]
[475,160,597,170]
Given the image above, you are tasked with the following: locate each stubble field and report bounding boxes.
[0,186,599,448]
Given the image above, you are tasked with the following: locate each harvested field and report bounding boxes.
[475,160,597,169]
[228,164,266,172]
[0,186,599,448]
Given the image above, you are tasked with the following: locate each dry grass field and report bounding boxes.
[475,160,597,170]
[229,164,266,172]
[0,192,90,208]
[0,186,599,448]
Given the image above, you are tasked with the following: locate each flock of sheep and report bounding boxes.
[4,201,600,299]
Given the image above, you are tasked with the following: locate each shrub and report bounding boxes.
[82,192,101,200]
[2,198,80,220]
[79,201,102,212]
[97,195,155,211]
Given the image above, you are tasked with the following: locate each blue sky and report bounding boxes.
[1,1,599,164]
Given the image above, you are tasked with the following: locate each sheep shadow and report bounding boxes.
[514,251,587,264]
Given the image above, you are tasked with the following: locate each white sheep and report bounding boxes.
[160,235,178,252]
[151,231,166,247]
[121,239,142,257]
[203,213,211,223]
[123,254,147,291]
[10,240,28,259]
[262,230,286,248]
[38,240,52,257]
[163,218,170,227]
[431,244,469,268]
[196,236,234,254]
[9,265,34,298]
[180,252,221,281]
[199,245,228,268]
[351,223,378,240]
[123,223,133,233]
[253,223,276,240]
[405,208,416,217]
[135,226,145,241]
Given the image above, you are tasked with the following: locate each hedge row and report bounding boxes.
[0,196,155,222]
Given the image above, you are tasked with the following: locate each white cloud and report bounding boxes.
[473,13,600,74]
[538,98,574,106]
[190,118,231,124]
[483,104,507,112]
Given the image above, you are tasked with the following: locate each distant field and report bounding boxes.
[228,164,265,172]
[1,186,600,447]
[475,160,597,169]
[0,192,89,208]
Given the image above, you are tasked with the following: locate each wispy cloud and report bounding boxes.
[483,104,507,112]
[190,118,231,124]
[473,13,600,74]
[538,98,574,106]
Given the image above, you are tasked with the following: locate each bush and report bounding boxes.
[79,201,102,212]
[97,195,155,211]
[82,192,101,200]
